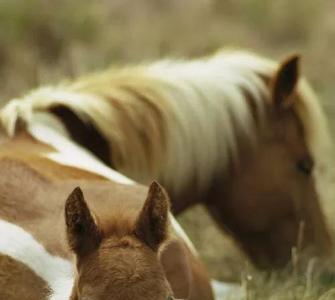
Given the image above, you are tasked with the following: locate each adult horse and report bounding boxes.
[0,111,214,299]
[2,50,333,268]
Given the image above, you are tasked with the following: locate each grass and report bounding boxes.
[222,259,335,300]
[1,0,335,298]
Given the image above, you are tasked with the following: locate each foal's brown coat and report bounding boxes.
[0,132,213,300]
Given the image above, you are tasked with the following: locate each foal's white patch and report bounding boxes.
[0,219,74,300]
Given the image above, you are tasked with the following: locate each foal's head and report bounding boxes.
[65,182,180,300]
[212,55,332,268]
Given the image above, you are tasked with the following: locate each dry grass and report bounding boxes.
[225,264,335,300]
[1,0,335,298]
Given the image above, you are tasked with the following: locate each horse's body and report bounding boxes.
[2,50,333,268]
[0,117,214,300]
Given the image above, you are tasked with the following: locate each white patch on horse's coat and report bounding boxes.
[28,114,134,185]
[0,219,74,300]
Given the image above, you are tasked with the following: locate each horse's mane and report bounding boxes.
[0,50,331,194]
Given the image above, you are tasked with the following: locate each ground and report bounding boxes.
[1,0,335,299]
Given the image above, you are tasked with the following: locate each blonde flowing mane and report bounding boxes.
[0,50,331,195]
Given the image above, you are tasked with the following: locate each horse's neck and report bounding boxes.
[0,52,270,208]
[44,61,268,206]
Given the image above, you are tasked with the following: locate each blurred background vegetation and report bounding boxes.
[1,0,335,103]
[1,0,335,294]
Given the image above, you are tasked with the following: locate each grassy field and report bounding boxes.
[1,0,335,298]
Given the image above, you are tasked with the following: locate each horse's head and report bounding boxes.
[210,55,332,268]
[65,182,183,300]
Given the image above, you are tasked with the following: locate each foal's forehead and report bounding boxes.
[91,236,154,270]
[99,234,142,250]
[78,242,169,300]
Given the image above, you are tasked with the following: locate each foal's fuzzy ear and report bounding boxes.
[272,54,300,109]
[134,181,170,251]
[65,187,101,257]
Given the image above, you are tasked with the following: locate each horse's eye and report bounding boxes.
[296,157,313,176]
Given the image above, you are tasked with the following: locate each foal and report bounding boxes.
[66,182,183,300]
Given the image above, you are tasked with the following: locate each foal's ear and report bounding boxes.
[134,181,170,251]
[65,187,101,257]
[272,54,300,109]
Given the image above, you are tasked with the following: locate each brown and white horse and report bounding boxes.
[1,50,333,268]
[0,114,214,299]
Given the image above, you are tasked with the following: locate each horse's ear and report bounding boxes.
[272,54,300,109]
[134,181,170,251]
[65,187,101,257]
